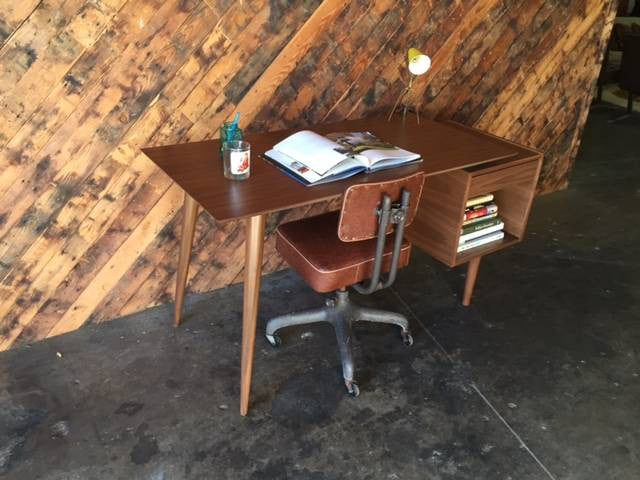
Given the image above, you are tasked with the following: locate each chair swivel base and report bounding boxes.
[265,290,413,396]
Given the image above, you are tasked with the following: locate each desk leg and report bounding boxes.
[240,214,266,416]
[462,256,481,307]
[174,193,199,327]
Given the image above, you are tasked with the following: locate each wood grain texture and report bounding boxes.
[462,256,482,307]
[405,147,542,268]
[0,0,616,349]
[142,116,517,221]
[406,169,469,266]
[240,214,266,416]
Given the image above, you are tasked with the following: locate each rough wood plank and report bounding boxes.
[0,0,41,47]
[46,183,184,338]
[0,0,616,349]
[0,0,217,337]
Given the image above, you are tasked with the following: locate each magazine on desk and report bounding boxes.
[263,130,422,186]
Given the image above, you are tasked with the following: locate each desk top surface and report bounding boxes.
[142,116,539,222]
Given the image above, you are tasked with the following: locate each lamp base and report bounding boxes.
[388,105,420,124]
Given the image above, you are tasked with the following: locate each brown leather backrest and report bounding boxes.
[338,172,425,242]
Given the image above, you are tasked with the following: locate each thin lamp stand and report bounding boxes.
[387,74,419,124]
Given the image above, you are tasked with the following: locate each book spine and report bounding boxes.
[463,203,498,221]
[462,212,498,226]
[457,231,505,253]
[459,222,504,244]
[461,217,501,235]
[465,193,494,208]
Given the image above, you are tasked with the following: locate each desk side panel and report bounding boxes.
[492,155,543,239]
[407,170,469,267]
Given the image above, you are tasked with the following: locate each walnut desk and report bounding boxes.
[142,116,541,416]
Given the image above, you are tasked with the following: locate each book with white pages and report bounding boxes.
[457,230,505,253]
[459,221,504,244]
[263,130,422,186]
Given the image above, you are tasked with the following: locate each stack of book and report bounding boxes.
[457,193,505,253]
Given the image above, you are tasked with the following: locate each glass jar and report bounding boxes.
[223,140,251,180]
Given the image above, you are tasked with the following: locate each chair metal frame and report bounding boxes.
[265,189,414,397]
[609,33,640,123]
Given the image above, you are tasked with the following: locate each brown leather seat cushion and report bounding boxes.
[276,211,412,293]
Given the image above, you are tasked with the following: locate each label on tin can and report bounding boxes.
[230,150,250,175]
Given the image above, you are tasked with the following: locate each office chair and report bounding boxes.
[265,172,425,396]
[620,34,640,112]
[611,34,640,122]
[595,41,619,104]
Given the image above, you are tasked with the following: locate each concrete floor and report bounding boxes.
[1,107,639,480]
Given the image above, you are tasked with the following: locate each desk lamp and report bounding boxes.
[387,47,431,123]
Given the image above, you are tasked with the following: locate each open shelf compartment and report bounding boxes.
[407,154,542,268]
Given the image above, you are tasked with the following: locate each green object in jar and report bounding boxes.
[220,121,243,158]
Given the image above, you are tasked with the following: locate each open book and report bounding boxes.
[264,131,421,186]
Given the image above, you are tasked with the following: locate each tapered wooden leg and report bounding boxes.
[173,193,199,327]
[462,256,482,307]
[240,214,266,416]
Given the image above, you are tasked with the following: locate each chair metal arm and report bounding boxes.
[353,189,410,295]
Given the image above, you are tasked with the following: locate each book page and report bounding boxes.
[325,131,420,169]
[273,130,349,176]
[264,149,365,186]
[359,147,421,166]
[264,149,323,183]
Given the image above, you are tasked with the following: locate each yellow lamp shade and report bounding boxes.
[408,47,431,76]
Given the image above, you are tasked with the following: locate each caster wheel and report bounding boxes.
[346,382,360,397]
[401,330,414,347]
[265,334,281,347]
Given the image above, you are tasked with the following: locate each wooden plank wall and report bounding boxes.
[0,0,616,349]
